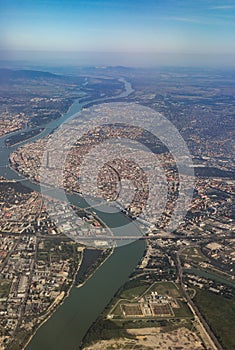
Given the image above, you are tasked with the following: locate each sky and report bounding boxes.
[0,0,235,66]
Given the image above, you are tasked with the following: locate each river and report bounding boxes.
[0,78,146,349]
[26,240,145,350]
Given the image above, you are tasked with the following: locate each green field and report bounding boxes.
[119,281,182,300]
[112,281,192,320]
[119,285,149,300]
[150,282,181,298]
[194,288,235,350]
[180,246,208,263]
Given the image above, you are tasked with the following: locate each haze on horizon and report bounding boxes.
[0,0,235,67]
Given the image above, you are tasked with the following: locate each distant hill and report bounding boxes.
[0,68,63,83]
[81,65,136,74]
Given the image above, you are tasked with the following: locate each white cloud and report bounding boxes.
[169,16,203,23]
[210,5,235,10]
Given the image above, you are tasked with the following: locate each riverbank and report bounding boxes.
[0,77,146,350]
[23,246,115,350]
[76,248,114,289]
[22,246,85,350]
[5,127,45,147]
[25,239,145,350]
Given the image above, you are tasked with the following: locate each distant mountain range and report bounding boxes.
[0,68,62,83]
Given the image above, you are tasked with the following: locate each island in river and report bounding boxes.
[5,128,45,147]
[1,67,234,350]
[0,70,145,350]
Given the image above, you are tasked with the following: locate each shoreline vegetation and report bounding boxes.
[75,248,114,289]
[5,128,45,148]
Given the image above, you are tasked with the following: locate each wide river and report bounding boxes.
[0,79,146,349]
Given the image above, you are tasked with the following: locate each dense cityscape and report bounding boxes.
[0,65,234,350]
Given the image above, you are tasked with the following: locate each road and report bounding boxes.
[175,247,223,350]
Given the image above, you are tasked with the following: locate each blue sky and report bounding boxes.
[1,0,235,66]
